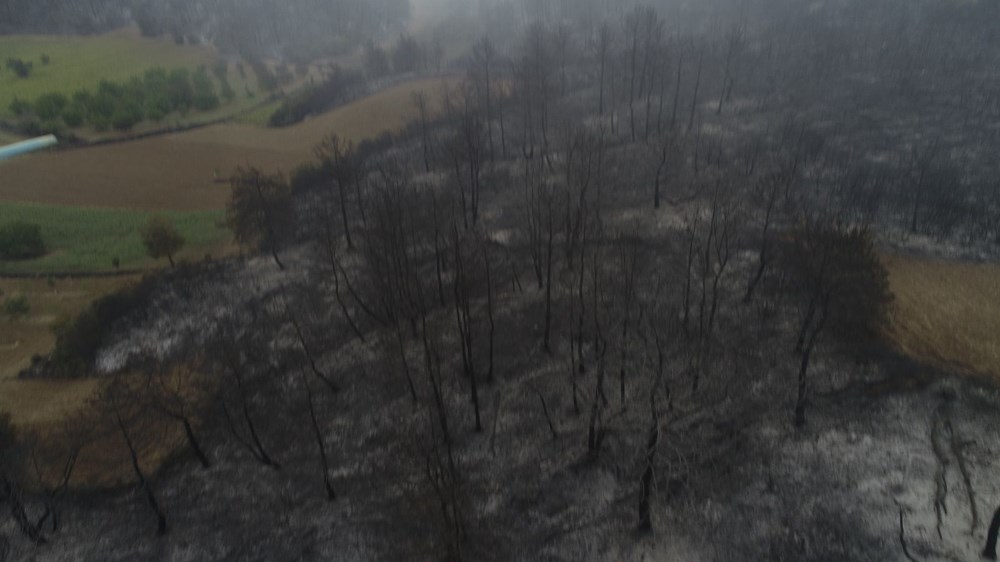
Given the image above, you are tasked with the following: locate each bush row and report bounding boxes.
[267,67,365,127]
[7,64,228,134]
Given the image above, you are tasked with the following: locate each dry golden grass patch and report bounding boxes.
[0,276,136,425]
[1,277,210,488]
[16,366,213,491]
[885,254,1000,378]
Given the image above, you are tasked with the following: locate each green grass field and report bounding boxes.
[0,203,230,274]
[0,28,218,116]
[0,27,279,141]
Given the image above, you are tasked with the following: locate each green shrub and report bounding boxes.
[192,66,220,111]
[34,92,69,120]
[111,101,144,131]
[140,215,185,267]
[9,97,32,116]
[62,104,86,127]
[50,277,158,376]
[5,57,32,78]
[0,222,46,260]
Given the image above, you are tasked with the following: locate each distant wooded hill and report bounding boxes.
[0,0,411,59]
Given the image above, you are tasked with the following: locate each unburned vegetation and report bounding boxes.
[0,204,228,275]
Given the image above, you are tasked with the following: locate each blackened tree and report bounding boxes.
[226,167,293,269]
[783,222,891,428]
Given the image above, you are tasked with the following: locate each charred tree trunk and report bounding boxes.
[653,140,669,209]
[1,477,46,545]
[286,307,340,394]
[588,344,609,456]
[415,92,431,173]
[395,322,419,402]
[115,408,168,536]
[638,402,659,531]
[671,48,684,130]
[35,447,78,534]
[795,295,828,429]
[745,179,779,303]
[182,417,211,469]
[984,504,1000,559]
[251,174,285,270]
[221,342,280,469]
[686,50,703,134]
[683,223,696,337]
[433,194,448,308]
[452,228,483,432]
[337,178,354,250]
[543,195,555,355]
[529,384,559,440]
[485,249,496,384]
[303,375,336,501]
[328,250,366,342]
[794,291,819,355]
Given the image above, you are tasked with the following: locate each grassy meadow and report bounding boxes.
[0,27,285,143]
[0,27,217,116]
[0,203,230,274]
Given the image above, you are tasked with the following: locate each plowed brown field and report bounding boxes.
[0,77,454,210]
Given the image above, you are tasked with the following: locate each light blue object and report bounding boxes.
[0,135,58,162]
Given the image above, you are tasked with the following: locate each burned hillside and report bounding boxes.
[4,1,1000,561]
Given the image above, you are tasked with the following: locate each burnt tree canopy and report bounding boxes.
[785,223,891,347]
[781,221,892,427]
[226,167,294,268]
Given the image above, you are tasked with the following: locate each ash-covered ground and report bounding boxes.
[6,235,1000,562]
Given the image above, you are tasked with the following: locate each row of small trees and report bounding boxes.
[7,65,229,134]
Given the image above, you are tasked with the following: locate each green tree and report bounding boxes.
[5,57,32,78]
[166,69,195,111]
[192,66,219,111]
[0,222,46,260]
[140,216,185,267]
[8,97,31,116]
[111,100,144,131]
[34,92,68,120]
[61,103,86,127]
